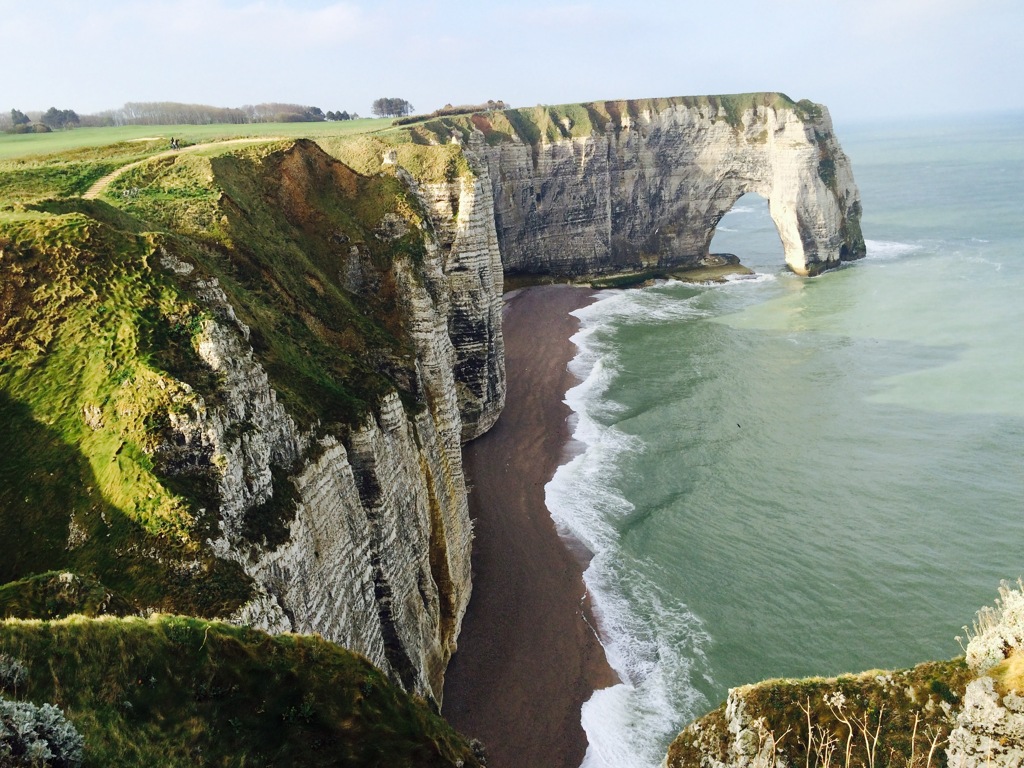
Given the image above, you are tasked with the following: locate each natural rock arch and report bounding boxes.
[465,94,865,277]
[637,106,864,276]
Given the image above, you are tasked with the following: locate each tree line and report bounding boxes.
[4,107,80,133]
[2,102,361,132]
[89,102,355,126]
[371,97,414,118]
[3,97,508,133]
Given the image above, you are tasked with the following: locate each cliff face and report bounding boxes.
[401,159,505,441]
[161,258,471,703]
[433,94,865,277]
[0,139,505,706]
[150,142,501,704]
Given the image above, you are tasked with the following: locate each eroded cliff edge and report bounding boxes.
[664,583,1024,768]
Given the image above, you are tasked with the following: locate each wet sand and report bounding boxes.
[443,285,616,768]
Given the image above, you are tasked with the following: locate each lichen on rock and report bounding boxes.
[947,580,1024,768]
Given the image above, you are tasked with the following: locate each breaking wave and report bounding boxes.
[545,287,715,768]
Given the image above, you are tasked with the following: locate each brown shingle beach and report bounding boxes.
[443,284,616,768]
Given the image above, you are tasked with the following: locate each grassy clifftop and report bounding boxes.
[0,135,443,618]
[667,582,1024,768]
[394,92,822,147]
[0,614,482,767]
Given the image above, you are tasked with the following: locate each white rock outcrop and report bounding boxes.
[470,97,864,277]
[948,581,1024,768]
[948,677,1024,768]
[405,158,506,441]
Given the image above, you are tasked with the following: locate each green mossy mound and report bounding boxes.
[0,572,133,620]
[0,615,482,767]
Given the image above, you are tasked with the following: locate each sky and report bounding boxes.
[3,0,1023,128]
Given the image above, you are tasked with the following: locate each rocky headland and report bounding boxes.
[358,93,866,279]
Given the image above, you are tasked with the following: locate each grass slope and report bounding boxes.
[0,572,133,620]
[0,212,252,616]
[0,120,391,161]
[0,130,438,615]
[0,615,482,767]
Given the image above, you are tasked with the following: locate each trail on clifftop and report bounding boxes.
[82,137,286,199]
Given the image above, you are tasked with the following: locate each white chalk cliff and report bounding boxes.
[150,141,504,705]
[151,95,864,706]
[456,94,864,276]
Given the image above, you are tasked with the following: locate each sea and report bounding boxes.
[543,112,1024,768]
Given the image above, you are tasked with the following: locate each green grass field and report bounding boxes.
[0,119,391,160]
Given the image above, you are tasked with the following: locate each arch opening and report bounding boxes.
[708,192,785,274]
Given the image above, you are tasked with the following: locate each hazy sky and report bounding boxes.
[4,0,1022,127]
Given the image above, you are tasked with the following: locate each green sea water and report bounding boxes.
[547,113,1024,767]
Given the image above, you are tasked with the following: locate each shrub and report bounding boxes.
[0,654,27,695]
[0,698,84,767]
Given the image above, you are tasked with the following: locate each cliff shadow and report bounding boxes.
[0,390,251,617]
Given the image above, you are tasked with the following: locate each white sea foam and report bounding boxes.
[962,254,1004,271]
[865,239,923,260]
[570,285,708,329]
[546,286,715,768]
[577,555,713,768]
[662,272,778,290]
[722,271,777,285]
